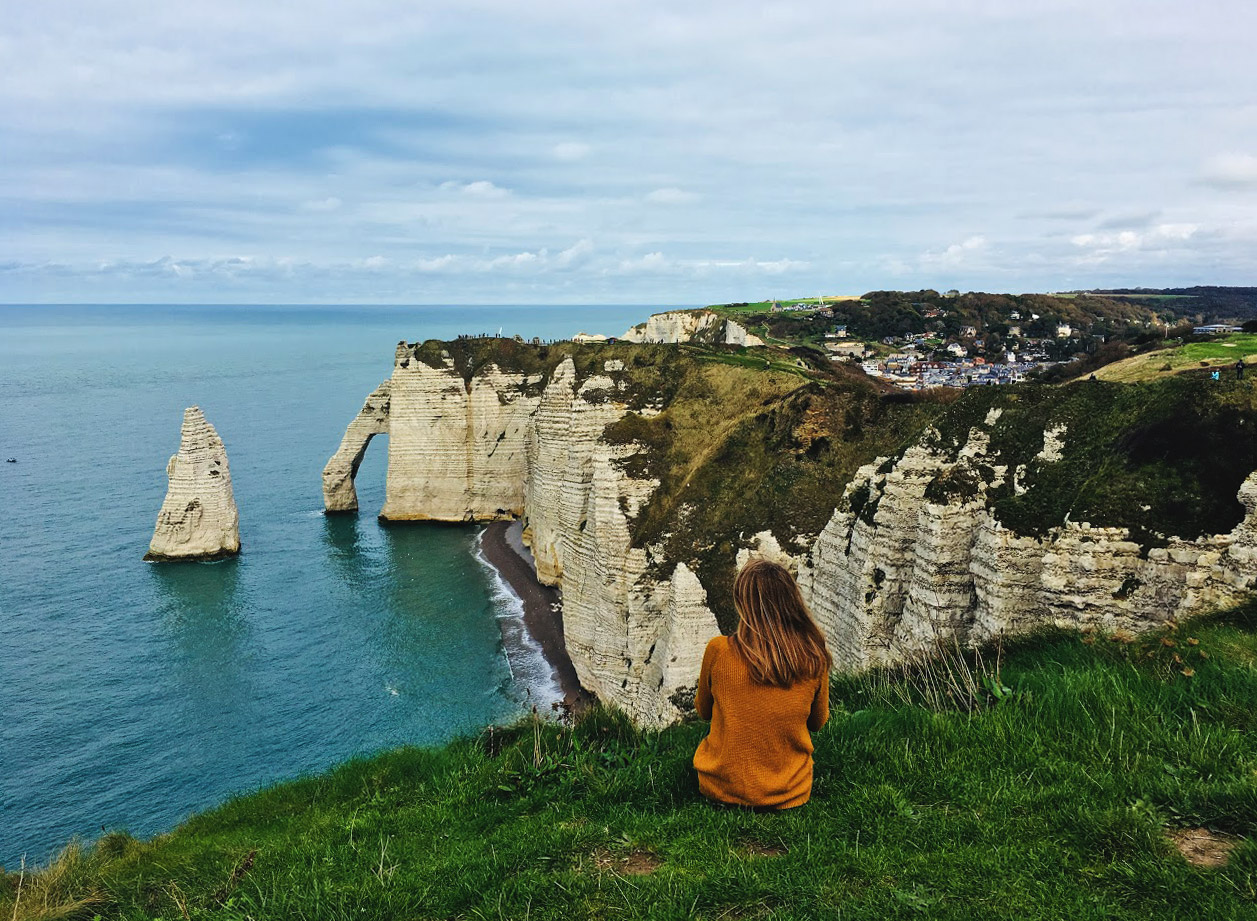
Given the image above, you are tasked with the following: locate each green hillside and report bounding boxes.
[1094,335,1257,383]
[6,607,1256,920]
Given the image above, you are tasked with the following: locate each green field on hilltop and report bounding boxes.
[1096,334,1257,382]
[6,607,1257,920]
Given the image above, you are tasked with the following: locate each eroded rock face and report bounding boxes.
[621,310,763,346]
[322,380,390,513]
[723,319,765,347]
[145,407,240,561]
[381,344,543,521]
[800,413,1257,671]
[326,346,720,726]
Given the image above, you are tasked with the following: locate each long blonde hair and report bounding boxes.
[730,559,832,688]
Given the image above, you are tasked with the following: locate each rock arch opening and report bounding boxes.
[322,381,391,514]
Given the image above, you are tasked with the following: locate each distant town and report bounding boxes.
[708,287,1257,389]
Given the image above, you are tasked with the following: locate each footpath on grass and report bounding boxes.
[4,606,1257,920]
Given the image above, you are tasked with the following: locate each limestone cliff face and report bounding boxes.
[622,310,763,347]
[323,381,390,513]
[146,407,240,561]
[723,319,765,347]
[380,343,544,521]
[799,411,1257,671]
[327,346,720,726]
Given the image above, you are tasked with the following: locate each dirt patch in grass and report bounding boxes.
[1167,827,1241,868]
[593,849,662,876]
[738,841,788,858]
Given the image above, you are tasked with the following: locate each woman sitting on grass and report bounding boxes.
[693,558,832,809]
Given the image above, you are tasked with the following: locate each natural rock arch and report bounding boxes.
[322,381,391,513]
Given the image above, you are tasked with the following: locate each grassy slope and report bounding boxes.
[6,607,1256,920]
[1096,335,1257,383]
[602,348,939,629]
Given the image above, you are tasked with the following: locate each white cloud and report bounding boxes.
[488,249,543,269]
[921,235,987,268]
[645,187,699,205]
[1071,223,1197,252]
[616,252,669,273]
[1201,153,1257,189]
[555,238,594,267]
[440,180,510,198]
[302,196,343,212]
[755,258,809,274]
[415,254,458,272]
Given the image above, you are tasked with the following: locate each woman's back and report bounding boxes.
[693,635,829,809]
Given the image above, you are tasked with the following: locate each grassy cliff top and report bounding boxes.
[7,606,1257,920]
[1095,334,1257,383]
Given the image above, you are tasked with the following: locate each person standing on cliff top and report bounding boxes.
[692,559,832,809]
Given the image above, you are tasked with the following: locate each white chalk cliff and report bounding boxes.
[622,310,764,347]
[798,413,1257,671]
[325,344,720,726]
[146,407,240,561]
[327,344,1257,724]
[323,381,390,513]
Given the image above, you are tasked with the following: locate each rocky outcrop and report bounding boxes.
[322,381,390,513]
[723,319,765,347]
[621,310,763,347]
[326,345,720,725]
[800,412,1257,671]
[145,407,240,562]
[380,344,544,521]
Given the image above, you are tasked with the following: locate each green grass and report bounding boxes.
[1097,335,1257,382]
[1180,335,1257,362]
[6,607,1257,920]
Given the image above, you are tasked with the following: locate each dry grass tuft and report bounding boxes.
[3,843,107,921]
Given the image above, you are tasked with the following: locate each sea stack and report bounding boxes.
[145,407,241,561]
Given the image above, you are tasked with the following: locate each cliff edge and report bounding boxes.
[326,340,1257,726]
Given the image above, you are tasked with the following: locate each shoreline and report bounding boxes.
[479,520,591,712]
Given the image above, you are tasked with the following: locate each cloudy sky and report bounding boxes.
[3,1,1254,304]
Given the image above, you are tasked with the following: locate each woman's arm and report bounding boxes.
[695,638,717,720]
[807,669,830,731]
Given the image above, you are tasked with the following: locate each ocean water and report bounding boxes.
[0,303,654,867]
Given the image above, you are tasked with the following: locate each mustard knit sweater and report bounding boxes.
[692,635,830,809]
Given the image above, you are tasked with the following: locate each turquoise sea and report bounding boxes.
[0,304,654,867]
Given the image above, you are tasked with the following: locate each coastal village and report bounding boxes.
[565,291,1173,390]
[559,287,1256,391]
